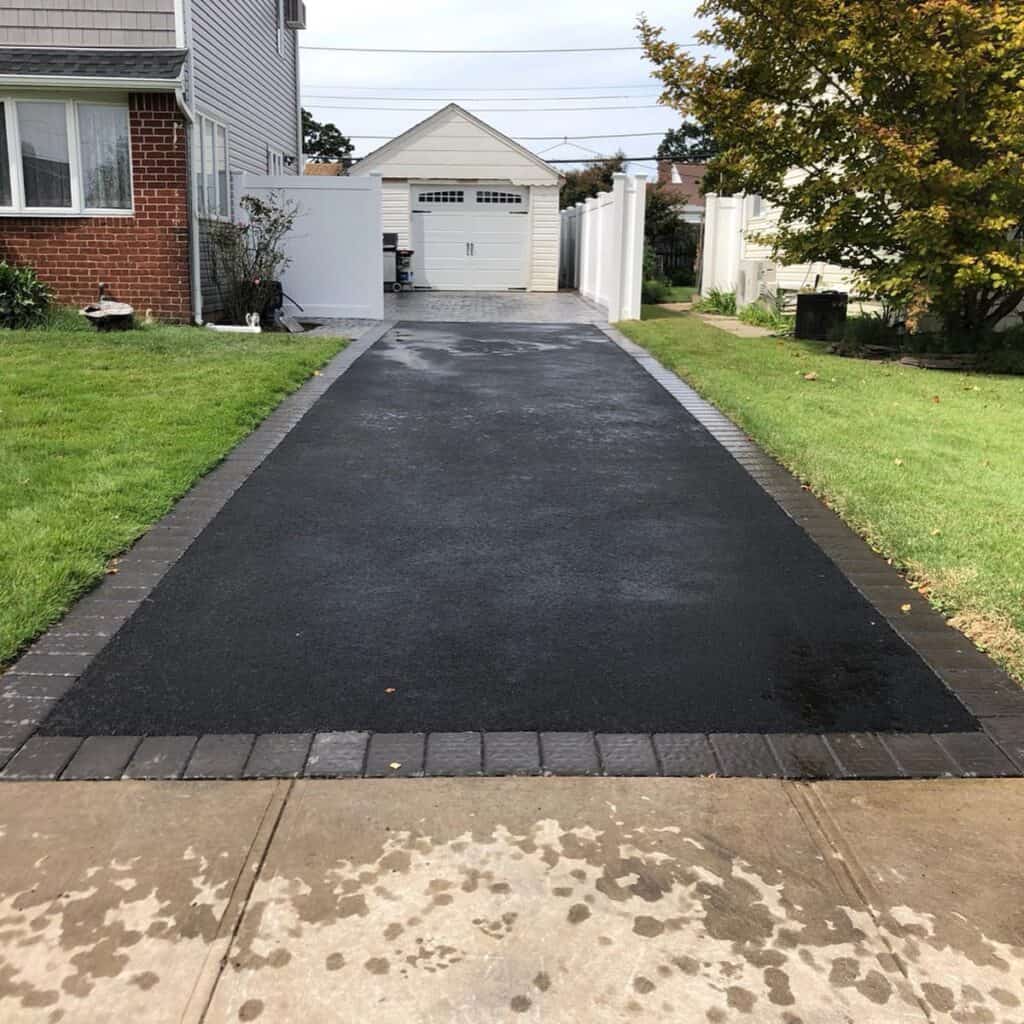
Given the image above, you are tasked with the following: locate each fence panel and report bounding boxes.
[234,173,383,320]
[559,173,646,321]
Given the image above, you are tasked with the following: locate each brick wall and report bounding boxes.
[0,93,192,322]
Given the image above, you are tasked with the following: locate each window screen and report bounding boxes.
[18,101,72,208]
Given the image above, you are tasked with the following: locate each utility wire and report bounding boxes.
[544,156,660,163]
[345,131,671,141]
[300,44,675,54]
[308,104,666,112]
[344,131,667,141]
[304,93,660,102]
[304,82,661,92]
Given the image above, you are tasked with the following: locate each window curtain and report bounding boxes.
[17,101,71,208]
[78,104,132,210]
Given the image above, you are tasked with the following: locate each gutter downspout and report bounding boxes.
[181,0,203,324]
[293,23,303,172]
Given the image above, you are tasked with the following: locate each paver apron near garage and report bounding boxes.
[41,322,976,741]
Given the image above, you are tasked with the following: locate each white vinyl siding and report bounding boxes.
[381,179,410,247]
[190,0,300,178]
[528,185,559,292]
[0,96,133,216]
[356,107,559,187]
[0,1,177,47]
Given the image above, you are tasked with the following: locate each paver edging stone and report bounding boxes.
[1,318,1022,782]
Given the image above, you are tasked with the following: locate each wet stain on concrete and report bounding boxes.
[207,796,1024,1024]
[237,997,263,1020]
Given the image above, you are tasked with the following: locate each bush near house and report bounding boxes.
[625,310,1024,683]
[0,323,345,665]
[0,261,51,329]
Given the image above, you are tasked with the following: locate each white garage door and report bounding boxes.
[410,185,529,290]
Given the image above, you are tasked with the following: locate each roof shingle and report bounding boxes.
[0,48,187,81]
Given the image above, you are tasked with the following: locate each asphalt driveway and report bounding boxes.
[41,321,977,737]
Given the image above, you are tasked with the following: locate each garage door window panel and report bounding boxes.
[417,190,464,203]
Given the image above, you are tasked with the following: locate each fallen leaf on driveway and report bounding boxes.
[389,762,402,770]
[901,603,912,613]
[384,688,396,694]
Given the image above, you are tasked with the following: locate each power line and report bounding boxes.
[301,44,671,55]
[304,82,660,92]
[544,156,660,163]
[304,93,660,102]
[519,132,669,140]
[307,104,666,112]
[344,131,671,141]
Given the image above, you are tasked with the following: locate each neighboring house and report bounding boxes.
[701,182,857,307]
[350,105,563,292]
[651,160,706,225]
[304,162,344,176]
[0,0,307,323]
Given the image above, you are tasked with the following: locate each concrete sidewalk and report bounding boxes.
[1,780,1020,1023]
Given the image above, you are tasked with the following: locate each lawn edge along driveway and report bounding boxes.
[1,321,1022,781]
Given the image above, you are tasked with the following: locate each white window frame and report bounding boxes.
[277,0,285,55]
[0,94,134,217]
[194,113,231,220]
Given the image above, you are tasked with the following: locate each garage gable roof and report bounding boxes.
[350,104,562,185]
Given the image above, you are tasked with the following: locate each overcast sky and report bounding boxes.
[300,1,705,174]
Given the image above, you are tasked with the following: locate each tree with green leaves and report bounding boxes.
[657,121,718,163]
[302,109,354,166]
[639,2,1024,338]
[559,153,626,209]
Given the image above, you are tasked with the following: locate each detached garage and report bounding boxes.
[351,104,563,292]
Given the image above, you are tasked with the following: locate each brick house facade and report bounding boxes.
[0,1,306,324]
[0,94,191,322]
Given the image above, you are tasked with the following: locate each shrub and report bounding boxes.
[0,261,51,329]
[642,278,673,304]
[669,265,696,287]
[209,192,298,325]
[738,300,794,334]
[693,288,737,316]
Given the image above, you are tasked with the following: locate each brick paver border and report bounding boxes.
[1,319,1022,781]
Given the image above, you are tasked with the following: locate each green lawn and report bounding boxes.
[663,285,698,303]
[621,309,1024,683]
[0,323,345,665]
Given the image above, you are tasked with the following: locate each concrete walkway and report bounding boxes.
[0,777,1020,1022]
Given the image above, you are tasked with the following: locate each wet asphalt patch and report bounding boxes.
[40,322,978,738]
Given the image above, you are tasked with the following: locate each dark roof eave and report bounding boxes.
[0,48,188,84]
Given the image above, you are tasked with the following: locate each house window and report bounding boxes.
[78,104,131,210]
[416,190,464,203]
[0,97,132,214]
[476,190,522,204]
[195,114,230,218]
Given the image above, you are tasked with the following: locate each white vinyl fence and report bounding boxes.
[559,172,646,321]
[234,173,383,320]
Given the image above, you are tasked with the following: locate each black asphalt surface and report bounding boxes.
[42,322,978,736]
